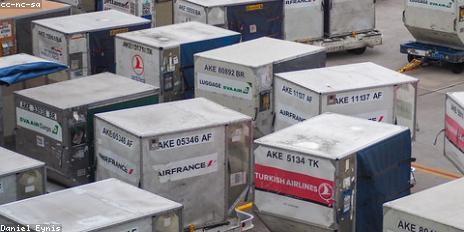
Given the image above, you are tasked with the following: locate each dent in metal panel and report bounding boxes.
[141,126,226,227]
[0,175,17,205]
[95,119,141,187]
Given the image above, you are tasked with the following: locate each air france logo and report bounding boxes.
[99,153,134,175]
[158,159,215,177]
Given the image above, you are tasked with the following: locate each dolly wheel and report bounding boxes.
[348,47,367,55]
[451,63,464,74]
[408,54,419,62]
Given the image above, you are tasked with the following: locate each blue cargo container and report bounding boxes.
[32,10,151,79]
[115,22,241,101]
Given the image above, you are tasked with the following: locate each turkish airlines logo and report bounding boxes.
[131,55,144,75]
[318,183,333,203]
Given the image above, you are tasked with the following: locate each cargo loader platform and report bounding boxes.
[300,29,382,54]
[400,41,464,73]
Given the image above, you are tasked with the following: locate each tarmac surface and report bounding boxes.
[46,0,464,230]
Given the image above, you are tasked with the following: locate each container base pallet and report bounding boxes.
[400,41,464,74]
[191,209,254,232]
[299,29,382,53]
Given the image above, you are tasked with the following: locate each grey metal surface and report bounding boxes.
[31,10,150,34]
[0,53,53,68]
[0,178,183,232]
[15,72,158,110]
[275,62,417,94]
[255,113,407,160]
[383,178,464,231]
[116,22,239,49]
[325,0,375,37]
[95,98,251,137]
[0,147,44,177]
[195,37,326,68]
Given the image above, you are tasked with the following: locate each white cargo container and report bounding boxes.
[0,178,183,232]
[444,92,464,174]
[95,98,253,228]
[404,0,464,49]
[255,113,412,232]
[274,62,419,138]
[383,178,464,232]
[194,37,326,137]
[115,22,241,101]
[173,0,284,41]
[284,0,323,41]
[32,10,151,79]
[0,147,45,205]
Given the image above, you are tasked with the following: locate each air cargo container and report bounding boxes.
[15,73,159,187]
[0,147,45,205]
[286,0,381,54]
[383,178,464,232]
[254,113,412,232]
[0,178,183,232]
[0,0,71,57]
[154,1,173,26]
[274,62,418,138]
[400,0,464,73]
[173,0,283,41]
[194,37,325,137]
[95,98,252,228]
[32,10,151,79]
[444,92,464,174]
[0,53,68,147]
[116,22,241,101]
[102,0,154,24]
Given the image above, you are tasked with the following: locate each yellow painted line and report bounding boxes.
[412,163,463,180]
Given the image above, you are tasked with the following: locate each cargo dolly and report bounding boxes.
[299,29,383,54]
[400,41,464,74]
[188,203,254,232]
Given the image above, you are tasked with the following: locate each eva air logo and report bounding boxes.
[52,125,59,135]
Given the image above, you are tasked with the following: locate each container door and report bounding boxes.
[142,127,226,227]
[254,145,337,229]
[16,168,45,200]
[323,0,375,37]
[153,211,182,232]
[88,24,149,75]
[226,1,284,41]
[225,121,252,211]
[445,96,464,174]
[356,130,411,232]
[160,48,183,102]
[68,33,88,79]
[395,82,417,139]
[0,19,16,57]
[0,175,17,205]
[154,0,174,26]
[284,0,323,41]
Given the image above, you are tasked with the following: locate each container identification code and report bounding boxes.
[327,91,384,105]
[281,85,313,104]
[155,131,214,150]
[396,219,438,232]
[101,127,134,149]
[19,101,57,121]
